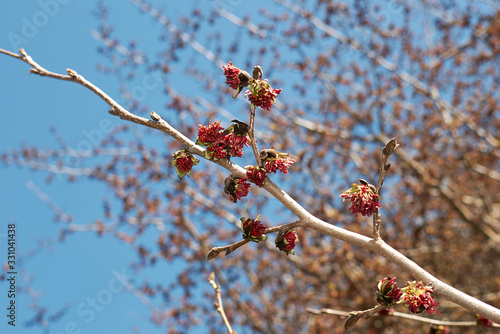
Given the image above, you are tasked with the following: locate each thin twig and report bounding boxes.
[248,104,261,166]
[207,221,304,260]
[372,138,399,239]
[208,272,237,334]
[306,307,495,327]
[343,305,387,331]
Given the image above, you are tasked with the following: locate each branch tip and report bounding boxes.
[382,137,399,156]
[66,68,78,77]
[150,111,161,122]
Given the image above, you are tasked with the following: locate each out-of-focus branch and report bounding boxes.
[274,0,498,150]
[208,272,237,334]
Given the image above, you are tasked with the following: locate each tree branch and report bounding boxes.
[2,48,499,324]
[208,272,237,334]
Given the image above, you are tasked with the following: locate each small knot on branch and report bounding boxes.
[66,68,78,77]
[150,111,161,122]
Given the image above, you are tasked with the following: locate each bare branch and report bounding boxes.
[208,272,237,334]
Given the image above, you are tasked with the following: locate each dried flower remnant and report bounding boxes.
[260,148,295,174]
[275,230,298,255]
[401,281,440,315]
[376,277,402,306]
[240,215,267,242]
[224,175,251,203]
[246,79,282,111]
[340,181,381,217]
[245,165,267,187]
[223,61,252,97]
[171,149,199,179]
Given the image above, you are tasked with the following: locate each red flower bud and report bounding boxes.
[240,215,267,242]
[171,149,200,179]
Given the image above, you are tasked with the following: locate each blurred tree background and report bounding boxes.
[1,0,499,333]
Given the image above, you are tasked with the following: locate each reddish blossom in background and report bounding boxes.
[476,315,493,328]
[246,79,282,111]
[401,281,440,315]
[171,149,200,179]
[260,148,295,174]
[245,166,267,187]
[429,325,451,334]
[276,230,298,255]
[224,175,251,203]
[376,277,402,306]
[340,182,381,217]
[378,308,394,316]
[223,62,252,97]
[240,215,267,242]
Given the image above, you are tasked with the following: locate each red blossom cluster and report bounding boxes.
[245,166,267,187]
[223,61,242,90]
[246,80,282,111]
[240,215,267,242]
[401,281,440,315]
[223,62,282,111]
[275,230,298,255]
[224,175,251,203]
[340,182,381,217]
[196,121,249,160]
[376,277,402,306]
[171,149,200,179]
[260,148,295,174]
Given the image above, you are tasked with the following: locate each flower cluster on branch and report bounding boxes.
[196,120,249,160]
[240,215,267,242]
[171,149,200,179]
[376,278,440,315]
[223,61,282,110]
[340,181,381,217]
